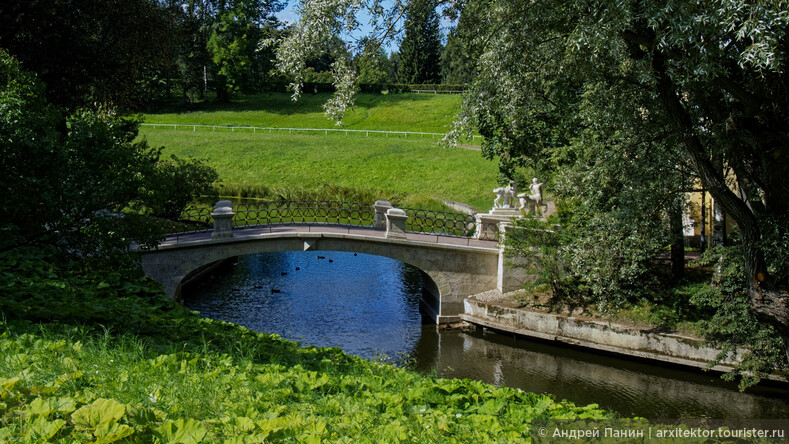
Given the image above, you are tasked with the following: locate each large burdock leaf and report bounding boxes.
[27,397,54,417]
[28,416,66,441]
[71,398,127,431]
[25,396,77,418]
[95,421,135,443]
[0,377,21,396]
[155,418,207,443]
[127,404,167,426]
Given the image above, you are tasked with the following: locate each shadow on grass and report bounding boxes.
[148,92,451,116]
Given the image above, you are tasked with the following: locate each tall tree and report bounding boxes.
[388,52,401,83]
[170,0,283,103]
[207,0,282,101]
[440,14,478,85]
[1,50,217,255]
[446,0,789,368]
[396,0,442,84]
[0,0,179,110]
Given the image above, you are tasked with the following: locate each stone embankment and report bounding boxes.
[461,291,778,378]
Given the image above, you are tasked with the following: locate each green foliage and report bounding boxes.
[0,0,178,109]
[167,0,284,105]
[505,215,581,307]
[396,0,442,84]
[1,51,218,260]
[354,38,391,84]
[207,2,279,101]
[149,155,220,219]
[0,51,62,241]
[444,0,789,361]
[0,246,609,442]
[759,214,789,287]
[176,8,212,105]
[440,16,478,84]
[691,246,789,388]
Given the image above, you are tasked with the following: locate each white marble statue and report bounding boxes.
[518,178,544,213]
[493,181,518,208]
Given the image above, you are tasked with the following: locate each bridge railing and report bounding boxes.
[402,207,476,238]
[167,200,502,241]
[232,200,374,228]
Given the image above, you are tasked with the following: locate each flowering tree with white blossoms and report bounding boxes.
[267,0,406,123]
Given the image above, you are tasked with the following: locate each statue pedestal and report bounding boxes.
[474,210,521,240]
[489,207,522,217]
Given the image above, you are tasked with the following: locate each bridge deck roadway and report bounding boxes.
[158,224,499,250]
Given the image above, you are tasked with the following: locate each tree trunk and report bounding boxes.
[215,76,230,103]
[713,200,726,246]
[668,197,685,281]
[750,286,789,362]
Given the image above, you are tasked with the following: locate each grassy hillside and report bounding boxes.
[144,93,465,134]
[138,129,498,211]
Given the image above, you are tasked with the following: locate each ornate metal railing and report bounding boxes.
[232,200,374,228]
[402,207,475,238]
[169,200,503,241]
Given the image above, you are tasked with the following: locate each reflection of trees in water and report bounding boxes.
[414,329,789,419]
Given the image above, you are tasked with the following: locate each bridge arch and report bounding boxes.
[141,231,501,323]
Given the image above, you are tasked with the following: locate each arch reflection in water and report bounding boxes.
[183,251,425,361]
[183,251,789,419]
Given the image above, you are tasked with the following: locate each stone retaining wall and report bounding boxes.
[462,297,742,373]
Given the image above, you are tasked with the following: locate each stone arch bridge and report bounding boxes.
[141,201,528,324]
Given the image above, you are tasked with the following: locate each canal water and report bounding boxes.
[182,251,789,419]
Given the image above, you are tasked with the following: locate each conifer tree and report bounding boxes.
[396,0,442,84]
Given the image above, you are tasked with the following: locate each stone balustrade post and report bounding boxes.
[474,213,503,240]
[211,200,235,239]
[385,208,408,239]
[373,200,393,230]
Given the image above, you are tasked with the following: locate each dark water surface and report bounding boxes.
[183,251,789,419]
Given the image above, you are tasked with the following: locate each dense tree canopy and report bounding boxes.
[354,38,392,84]
[169,0,283,103]
[0,0,285,108]
[440,26,476,84]
[0,0,178,110]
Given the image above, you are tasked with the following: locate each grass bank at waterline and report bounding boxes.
[144,93,464,134]
[0,254,607,442]
[138,129,498,211]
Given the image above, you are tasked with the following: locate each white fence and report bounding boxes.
[140,123,482,141]
[410,89,465,94]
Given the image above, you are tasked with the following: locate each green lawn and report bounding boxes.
[143,92,466,134]
[139,128,498,211]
